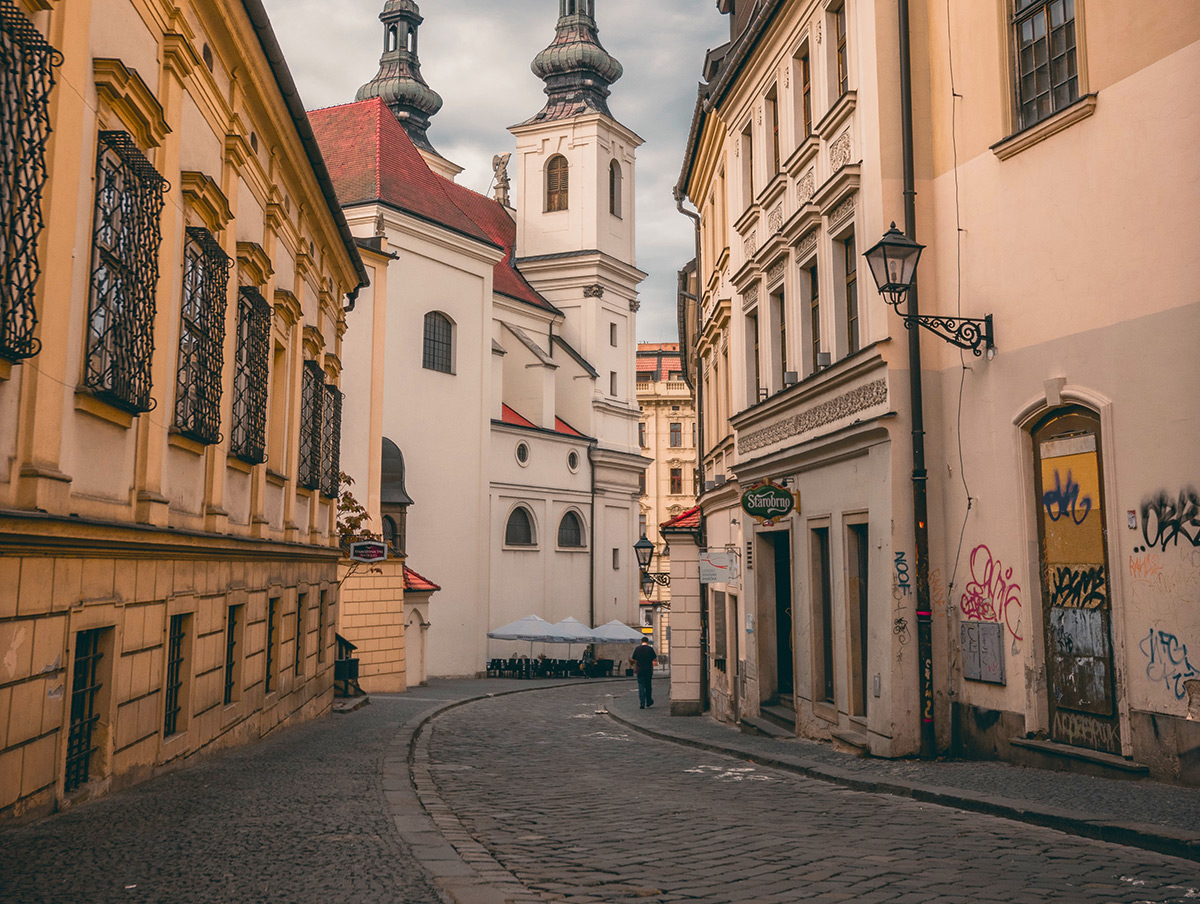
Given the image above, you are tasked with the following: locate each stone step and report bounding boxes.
[1009,737,1150,777]
[759,702,797,731]
[740,716,794,739]
[831,728,870,757]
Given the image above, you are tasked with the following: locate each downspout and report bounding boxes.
[589,444,596,629]
[898,0,936,758]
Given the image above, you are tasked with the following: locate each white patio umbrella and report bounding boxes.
[590,619,645,644]
[549,616,594,656]
[487,614,557,656]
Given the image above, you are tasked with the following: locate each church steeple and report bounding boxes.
[526,0,624,124]
[356,0,443,153]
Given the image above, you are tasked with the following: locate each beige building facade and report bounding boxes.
[673,0,1200,783]
[0,0,366,820]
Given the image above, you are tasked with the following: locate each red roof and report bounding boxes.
[501,404,536,429]
[555,416,583,437]
[404,566,441,593]
[636,358,659,373]
[662,357,683,373]
[310,99,556,314]
[638,342,680,353]
[661,506,701,531]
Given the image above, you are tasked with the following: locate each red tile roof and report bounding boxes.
[638,342,680,353]
[555,416,583,437]
[501,404,537,429]
[636,358,659,373]
[404,566,441,593]
[310,98,557,314]
[661,506,701,531]
[662,357,683,373]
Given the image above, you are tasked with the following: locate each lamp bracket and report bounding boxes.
[640,571,671,587]
[898,309,994,356]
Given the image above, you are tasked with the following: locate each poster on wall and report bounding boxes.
[700,548,739,584]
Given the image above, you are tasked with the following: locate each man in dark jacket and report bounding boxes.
[630,637,657,708]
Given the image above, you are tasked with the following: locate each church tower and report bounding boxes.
[357,0,461,179]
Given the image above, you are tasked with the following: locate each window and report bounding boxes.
[844,234,859,354]
[1013,0,1078,130]
[811,526,834,704]
[774,288,788,386]
[294,593,306,679]
[610,322,618,346]
[380,437,413,555]
[317,590,328,664]
[808,265,821,373]
[669,422,682,447]
[638,422,646,447]
[546,154,569,212]
[298,360,323,490]
[230,286,271,463]
[516,441,530,465]
[558,511,585,547]
[639,514,647,538]
[609,159,622,217]
[65,629,108,793]
[265,597,280,695]
[847,522,870,717]
[798,51,812,139]
[741,123,754,201]
[86,131,166,412]
[834,3,849,96]
[163,614,188,736]
[422,311,453,373]
[505,507,535,546]
[638,472,646,495]
[321,383,342,498]
[0,4,56,362]
[224,604,243,705]
[670,468,683,495]
[610,371,618,396]
[747,311,761,401]
[612,548,620,570]
[175,228,230,443]
[767,89,781,175]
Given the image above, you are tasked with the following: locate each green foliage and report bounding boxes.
[337,472,379,546]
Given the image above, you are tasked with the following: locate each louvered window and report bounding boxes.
[174,227,230,444]
[321,382,342,499]
[298,360,323,490]
[86,131,165,412]
[0,0,58,361]
[229,286,270,463]
[546,155,569,212]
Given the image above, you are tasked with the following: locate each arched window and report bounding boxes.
[609,159,622,218]
[557,512,585,548]
[422,311,453,373]
[505,507,536,546]
[546,155,569,212]
[387,26,397,52]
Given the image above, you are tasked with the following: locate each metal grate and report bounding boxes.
[298,360,323,490]
[223,605,239,705]
[265,597,278,694]
[321,383,342,498]
[229,285,270,463]
[0,0,59,361]
[174,227,230,444]
[86,131,166,412]
[163,614,185,736]
[65,630,103,793]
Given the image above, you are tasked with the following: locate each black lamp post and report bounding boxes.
[634,536,670,591]
[864,223,994,356]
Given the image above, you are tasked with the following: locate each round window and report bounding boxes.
[516,442,530,465]
[567,450,580,471]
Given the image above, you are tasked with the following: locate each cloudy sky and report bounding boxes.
[261,0,728,342]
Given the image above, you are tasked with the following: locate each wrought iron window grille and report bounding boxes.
[0,0,60,362]
[86,130,166,412]
[298,360,323,490]
[163,614,185,736]
[65,629,103,793]
[229,285,271,464]
[321,382,342,499]
[174,227,230,444]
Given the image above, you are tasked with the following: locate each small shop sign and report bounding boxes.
[740,479,798,527]
[700,549,739,584]
[349,540,389,563]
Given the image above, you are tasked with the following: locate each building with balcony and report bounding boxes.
[0,0,367,820]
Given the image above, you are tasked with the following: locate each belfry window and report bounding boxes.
[229,286,271,464]
[175,227,230,444]
[86,131,166,413]
[546,155,569,212]
[609,160,622,218]
[0,2,57,362]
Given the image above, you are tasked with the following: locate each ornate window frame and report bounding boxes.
[174,227,230,444]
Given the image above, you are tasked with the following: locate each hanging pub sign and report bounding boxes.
[740,479,798,527]
[349,540,389,563]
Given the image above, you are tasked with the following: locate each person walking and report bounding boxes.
[630,637,657,708]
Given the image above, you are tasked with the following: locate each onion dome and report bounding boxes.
[356,0,443,153]
[526,0,624,123]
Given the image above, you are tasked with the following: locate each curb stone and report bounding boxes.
[603,704,1200,865]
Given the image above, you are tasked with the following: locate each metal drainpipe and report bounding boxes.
[898,0,936,758]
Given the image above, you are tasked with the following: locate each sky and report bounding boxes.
[261,0,729,342]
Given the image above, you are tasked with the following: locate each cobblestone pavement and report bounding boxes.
[423,684,1200,904]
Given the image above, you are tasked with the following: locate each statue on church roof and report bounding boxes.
[492,153,512,208]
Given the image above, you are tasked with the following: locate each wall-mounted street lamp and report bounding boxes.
[864,223,994,356]
[633,536,670,598]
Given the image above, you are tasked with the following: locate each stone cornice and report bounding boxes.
[237,241,274,285]
[181,171,233,233]
[93,58,171,148]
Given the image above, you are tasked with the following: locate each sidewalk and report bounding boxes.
[604,687,1200,864]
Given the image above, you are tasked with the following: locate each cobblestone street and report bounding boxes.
[2,680,1199,904]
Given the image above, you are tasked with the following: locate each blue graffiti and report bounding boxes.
[1140,629,1199,700]
[1043,469,1093,526]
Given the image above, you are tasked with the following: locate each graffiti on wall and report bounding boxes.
[1139,628,1200,701]
[1042,469,1094,526]
[1139,488,1200,551]
[1047,564,1108,609]
[892,551,911,654]
[959,544,1023,642]
[1052,709,1120,754]
[930,568,947,615]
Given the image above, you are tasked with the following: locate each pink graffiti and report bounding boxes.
[960,544,1023,641]
[1128,553,1163,580]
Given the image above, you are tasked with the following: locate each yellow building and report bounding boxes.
[0,0,368,820]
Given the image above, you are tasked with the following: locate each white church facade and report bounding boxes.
[314,0,649,677]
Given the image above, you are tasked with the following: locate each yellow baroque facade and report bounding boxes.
[0,0,368,820]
